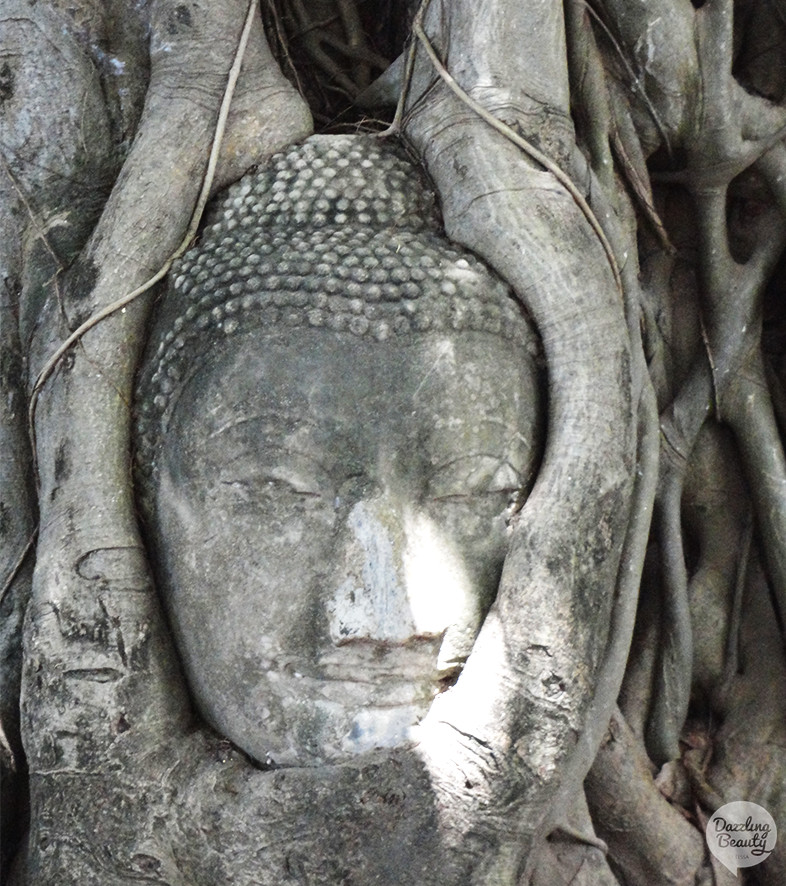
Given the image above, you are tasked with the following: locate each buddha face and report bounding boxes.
[147,324,540,766]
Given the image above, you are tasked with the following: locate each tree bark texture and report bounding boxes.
[3,0,786,883]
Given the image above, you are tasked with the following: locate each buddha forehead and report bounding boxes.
[167,328,538,507]
[134,134,540,493]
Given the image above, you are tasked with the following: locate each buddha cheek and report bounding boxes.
[211,492,338,655]
[155,473,335,664]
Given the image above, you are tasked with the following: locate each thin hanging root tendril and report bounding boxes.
[581,0,673,160]
[408,1,623,296]
[27,0,258,460]
[0,529,37,608]
[699,311,722,424]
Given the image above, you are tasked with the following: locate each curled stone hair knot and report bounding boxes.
[134,134,538,484]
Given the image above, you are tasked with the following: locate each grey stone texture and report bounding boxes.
[134,134,543,767]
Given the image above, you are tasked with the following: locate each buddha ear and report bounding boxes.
[354,53,406,109]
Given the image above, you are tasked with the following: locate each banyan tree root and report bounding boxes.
[4,0,786,882]
[4,1,311,881]
[577,1,786,878]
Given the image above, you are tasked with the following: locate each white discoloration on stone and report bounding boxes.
[329,500,415,644]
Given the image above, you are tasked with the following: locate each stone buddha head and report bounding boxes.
[134,135,542,767]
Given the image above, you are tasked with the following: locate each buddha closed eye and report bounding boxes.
[134,135,543,766]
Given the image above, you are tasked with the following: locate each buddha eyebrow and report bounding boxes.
[429,453,524,477]
[207,412,273,438]
[207,410,318,439]
[215,443,333,476]
[218,477,322,498]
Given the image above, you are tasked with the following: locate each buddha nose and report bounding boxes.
[326,497,480,669]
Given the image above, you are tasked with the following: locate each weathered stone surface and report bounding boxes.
[135,135,535,480]
[135,134,543,767]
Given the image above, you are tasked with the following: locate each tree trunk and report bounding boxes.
[3,0,786,883]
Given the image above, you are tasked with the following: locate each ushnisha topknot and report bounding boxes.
[134,134,538,481]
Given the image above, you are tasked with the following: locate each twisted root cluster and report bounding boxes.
[562,1,786,880]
